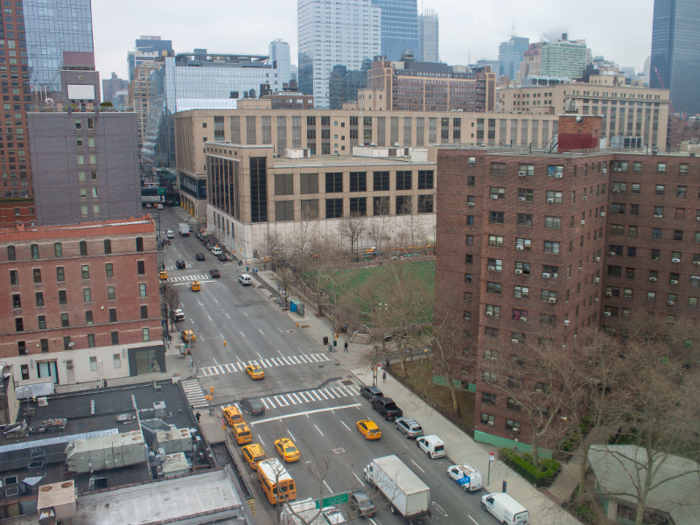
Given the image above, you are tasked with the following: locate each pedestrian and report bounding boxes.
[195,411,201,423]
[382,371,387,383]
[344,341,349,353]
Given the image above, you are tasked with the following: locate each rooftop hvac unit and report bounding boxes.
[672,258,681,263]
[487,421,495,426]
[547,198,554,203]
[649,277,657,282]
[520,317,527,322]
[514,269,523,274]
[671,279,679,285]
[555,173,563,179]
[667,301,676,306]
[516,245,523,250]
[595,277,600,283]
[518,197,526,201]
[581,220,585,225]
[488,266,496,271]
[468,202,475,206]
[542,272,551,278]
[605,291,612,297]
[518,171,526,177]
[601,212,606,217]
[511,339,519,344]
[604,312,611,317]
[549,297,557,304]
[490,195,498,200]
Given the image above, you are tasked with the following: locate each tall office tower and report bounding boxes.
[371,0,418,62]
[270,39,292,86]
[102,72,129,104]
[127,36,173,82]
[298,0,381,109]
[498,37,529,80]
[540,36,587,80]
[650,0,700,116]
[418,9,439,63]
[23,0,94,93]
[328,59,371,109]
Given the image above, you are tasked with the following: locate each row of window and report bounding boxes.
[6,238,144,261]
[281,195,434,221]
[612,160,689,174]
[8,260,148,286]
[611,204,700,220]
[21,353,125,381]
[11,282,147,310]
[611,182,699,197]
[17,328,150,356]
[276,171,435,195]
[14,304,149,333]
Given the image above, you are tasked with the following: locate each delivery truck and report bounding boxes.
[178,223,190,236]
[363,455,430,522]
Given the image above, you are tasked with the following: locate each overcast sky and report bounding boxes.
[93,0,654,81]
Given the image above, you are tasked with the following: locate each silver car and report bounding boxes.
[394,417,424,438]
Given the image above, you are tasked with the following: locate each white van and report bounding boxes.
[239,274,252,286]
[481,493,529,525]
[211,246,222,256]
[416,435,446,459]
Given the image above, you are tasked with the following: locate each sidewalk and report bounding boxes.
[253,269,581,525]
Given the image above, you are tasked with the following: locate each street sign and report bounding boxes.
[315,492,349,509]
[157,188,165,195]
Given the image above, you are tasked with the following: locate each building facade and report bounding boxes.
[270,39,292,87]
[329,61,371,110]
[650,0,700,116]
[362,58,496,112]
[130,61,162,152]
[28,110,141,226]
[127,36,173,82]
[206,143,436,258]
[102,72,129,105]
[0,218,163,386]
[417,9,439,63]
[539,37,587,80]
[371,0,418,62]
[435,122,700,448]
[297,0,381,109]
[23,0,94,93]
[497,75,671,148]
[498,37,529,80]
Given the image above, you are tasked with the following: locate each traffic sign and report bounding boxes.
[315,492,349,508]
[157,188,165,195]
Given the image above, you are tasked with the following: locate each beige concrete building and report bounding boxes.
[497,75,671,148]
[205,144,437,258]
[129,61,163,152]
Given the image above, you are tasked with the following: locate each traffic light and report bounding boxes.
[333,334,338,347]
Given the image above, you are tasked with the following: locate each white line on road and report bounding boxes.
[468,516,479,525]
[226,313,230,319]
[315,424,325,436]
[258,435,265,447]
[411,459,425,473]
[213,298,218,303]
[240,331,245,338]
[290,393,302,404]
[281,356,292,365]
[323,480,332,493]
[250,404,361,426]
[236,356,242,363]
[277,327,283,332]
[213,358,219,365]
[340,420,352,432]
[277,350,284,357]
[208,316,212,321]
[432,502,448,517]
[353,472,366,487]
[259,329,265,335]
[189,319,194,324]
[244,312,249,317]
[220,333,224,338]
[198,301,203,306]
[287,429,296,441]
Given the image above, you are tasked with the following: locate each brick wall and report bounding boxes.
[558,115,602,152]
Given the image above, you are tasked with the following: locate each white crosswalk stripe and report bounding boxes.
[165,263,194,270]
[180,379,210,408]
[168,274,207,282]
[197,353,331,377]
[259,384,360,412]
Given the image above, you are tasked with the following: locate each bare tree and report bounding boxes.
[164,284,180,332]
[261,230,285,269]
[339,212,366,254]
[366,196,391,256]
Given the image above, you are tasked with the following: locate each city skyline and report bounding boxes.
[93,0,654,82]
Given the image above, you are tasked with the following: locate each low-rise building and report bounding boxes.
[0,218,163,387]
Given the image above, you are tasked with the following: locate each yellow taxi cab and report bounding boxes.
[232,422,252,445]
[191,281,201,292]
[245,364,265,380]
[181,330,195,343]
[223,405,243,426]
[274,438,300,462]
[356,419,381,440]
[159,270,168,281]
[241,444,267,470]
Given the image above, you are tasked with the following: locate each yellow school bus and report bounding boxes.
[257,458,297,505]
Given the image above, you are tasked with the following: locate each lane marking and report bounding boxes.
[340,420,352,432]
[240,331,245,338]
[213,298,218,303]
[208,316,213,321]
[317,390,329,400]
[298,391,311,403]
[468,516,479,525]
[277,327,283,333]
[258,435,265,447]
[290,393,303,404]
[236,356,242,363]
[323,480,332,493]
[250,404,362,426]
[432,502,448,518]
[411,459,425,473]
[287,429,296,441]
[220,333,224,338]
[311,391,324,401]
[198,301,203,306]
[261,398,271,409]
[259,329,265,336]
[310,355,320,362]
[281,356,292,365]
[353,471,366,487]
[225,313,230,319]
[290,356,301,364]
[287,394,298,405]
[315,425,325,437]
[274,395,290,407]
[244,312,249,317]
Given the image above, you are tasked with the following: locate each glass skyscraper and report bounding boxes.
[23,0,94,91]
[498,37,529,80]
[650,0,700,116]
[372,0,418,61]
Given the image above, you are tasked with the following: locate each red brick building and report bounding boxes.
[0,217,164,386]
[436,128,700,448]
[0,198,35,228]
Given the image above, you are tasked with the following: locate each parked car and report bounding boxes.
[156,204,163,210]
[241,444,266,471]
[175,260,186,269]
[274,438,300,462]
[481,493,529,524]
[416,435,446,459]
[239,274,252,286]
[371,397,403,420]
[240,398,265,417]
[195,253,205,261]
[172,309,185,321]
[181,330,195,342]
[360,386,383,403]
[166,230,175,238]
[394,417,424,439]
[209,269,220,278]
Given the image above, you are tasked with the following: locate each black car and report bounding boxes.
[360,386,383,403]
[209,269,220,278]
[195,253,205,261]
[175,260,186,269]
[349,491,376,517]
[372,397,403,421]
[240,398,265,417]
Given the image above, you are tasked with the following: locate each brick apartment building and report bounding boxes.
[436,114,700,448]
[0,217,164,387]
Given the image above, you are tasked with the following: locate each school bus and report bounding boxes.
[257,458,297,505]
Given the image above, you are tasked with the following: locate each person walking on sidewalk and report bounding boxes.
[382,371,387,383]
[344,341,349,352]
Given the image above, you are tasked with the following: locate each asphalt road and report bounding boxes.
[158,212,500,525]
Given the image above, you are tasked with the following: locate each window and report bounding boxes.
[326,172,343,193]
[90,356,98,371]
[485,305,501,317]
[651,249,660,260]
[83,288,91,303]
[417,195,433,213]
[481,413,495,425]
[631,204,639,215]
[486,282,502,295]
[30,244,39,259]
[56,267,65,282]
[656,184,665,196]
[516,213,532,226]
[544,241,560,254]
[465,274,473,283]
[608,266,622,277]
[516,238,531,250]
[546,191,562,203]
[657,163,666,173]
[652,228,662,239]
[35,292,44,307]
[545,216,561,229]
[111,331,119,345]
[135,237,143,252]
[674,230,684,241]
[678,186,687,198]
[541,289,557,302]
[108,308,117,322]
[610,224,624,235]
[104,285,114,300]
[396,195,412,215]
[79,241,88,256]
[349,172,366,192]
[514,261,530,274]
[485,327,500,339]
[647,291,656,302]
[86,310,93,325]
[489,211,504,224]
[465,255,473,264]
[468,176,475,186]
[63,337,72,351]
[654,207,663,218]
[490,187,505,199]
[140,305,148,319]
[631,183,641,194]
[464,292,472,302]
[373,171,389,191]
[112,353,122,369]
[488,235,504,247]
[466,235,474,245]
[81,265,89,279]
[514,286,529,298]
[611,203,626,214]
[633,162,642,172]
[518,164,534,176]
[61,313,69,327]
[466,215,474,226]
[142,328,150,342]
[139,283,147,297]
[490,163,506,175]
[137,261,145,275]
[629,226,638,237]
[58,290,67,304]
[612,182,627,194]
[487,259,502,271]
[482,392,497,405]
[676,208,685,219]
[103,239,112,254]
[512,309,527,321]
[464,311,472,321]
[326,198,343,219]
[33,269,41,283]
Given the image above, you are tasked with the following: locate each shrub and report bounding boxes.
[500,449,560,487]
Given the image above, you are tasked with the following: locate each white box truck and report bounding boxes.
[481,493,530,524]
[363,455,430,521]
[178,223,190,236]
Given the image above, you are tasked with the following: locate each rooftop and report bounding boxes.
[271,155,434,169]
[0,216,155,242]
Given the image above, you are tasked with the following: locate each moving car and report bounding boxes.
[159,270,168,281]
[274,438,300,462]
[195,253,205,261]
[166,230,175,238]
[211,246,222,256]
[416,435,446,459]
[239,274,252,286]
[349,491,376,517]
[394,417,423,439]
[209,269,220,278]
[245,364,265,380]
[191,281,201,292]
[240,398,265,416]
[447,464,483,493]
[242,444,267,471]
[175,260,186,269]
[181,330,195,342]
[172,309,185,321]
[360,386,383,403]
[371,397,403,421]
[356,420,381,440]
[223,405,243,426]
[481,493,529,524]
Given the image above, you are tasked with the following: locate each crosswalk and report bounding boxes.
[169,274,208,282]
[259,384,361,410]
[199,353,331,377]
[181,379,210,409]
[165,263,194,270]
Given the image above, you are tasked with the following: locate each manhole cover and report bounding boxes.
[341,380,354,386]
[287,330,296,333]
[318,365,325,368]
[301,325,310,328]
[333,448,345,454]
